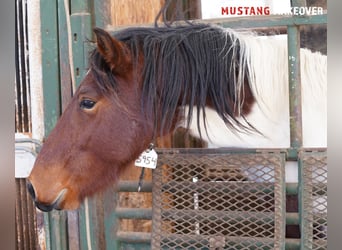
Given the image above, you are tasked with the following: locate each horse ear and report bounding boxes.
[93,27,131,75]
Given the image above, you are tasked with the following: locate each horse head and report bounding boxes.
[27,28,154,211]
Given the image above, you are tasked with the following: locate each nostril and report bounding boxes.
[26,180,36,200]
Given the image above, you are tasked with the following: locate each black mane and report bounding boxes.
[90,23,255,138]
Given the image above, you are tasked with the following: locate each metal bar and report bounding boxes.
[70,13,92,87]
[40,0,61,136]
[15,138,42,148]
[70,0,90,13]
[299,153,321,250]
[285,239,300,249]
[27,0,45,141]
[44,210,69,250]
[298,155,306,250]
[162,210,275,223]
[93,0,111,28]
[78,197,106,250]
[118,181,153,192]
[287,25,303,159]
[119,242,152,250]
[159,234,276,248]
[116,232,151,244]
[287,23,305,249]
[162,181,279,194]
[286,183,327,200]
[40,1,72,250]
[67,211,80,250]
[292,0,307,8]
[57,0,73,111]
[68,0,93,88]
[103,186,120,250]
[156,147,285,155]
[286,183,298,195]
[40,0,70,248]
[108,14,327,33]
[219,14,327,29]
[115,208,152,220]
[287,212,299,225]
[277,153,287,250]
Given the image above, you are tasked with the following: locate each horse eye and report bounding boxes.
[80,99,96,110]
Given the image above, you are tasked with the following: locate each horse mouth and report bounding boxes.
[35,189,68,212]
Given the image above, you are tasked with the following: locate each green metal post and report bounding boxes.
[288,1,304,249]
[40,0,61,134]
[57,0,73,111]
[93,0,111,28]
[287,25,303,159]
[70,0,93,87]
[287,24,304,250]
[298,154,307,250]
[40,0,69,249]
[79,196,107,250]
[103,186,120,250]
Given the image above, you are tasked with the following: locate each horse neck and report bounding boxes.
[242,34,326,120]
[299,48,327,107]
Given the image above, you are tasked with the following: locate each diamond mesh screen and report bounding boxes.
[152,149,286,249]
[301,150,327,249]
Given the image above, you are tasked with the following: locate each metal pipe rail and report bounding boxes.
[114,181,307,250]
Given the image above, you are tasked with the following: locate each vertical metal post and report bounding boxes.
[287,25,303,159]
[298,155,310,250]
[70,0,93,88]
[40,0,69,249]
[103,187,120,250]
[94,0,111,28]
[287,3,304,246]
[57,0,74,111]
[40,0,61,135]
[291,0,307,7]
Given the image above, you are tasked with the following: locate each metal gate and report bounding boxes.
[152,149,287,249]
[16,0,327,249]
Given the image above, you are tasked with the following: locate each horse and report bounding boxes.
[183,31,327,240]
[186,36,327,149]
[184,33,327,183]
[27,23,326,212]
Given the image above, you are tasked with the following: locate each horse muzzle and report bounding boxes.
[27,180,67,212]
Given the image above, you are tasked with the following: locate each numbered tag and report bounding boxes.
[135,148,158,169]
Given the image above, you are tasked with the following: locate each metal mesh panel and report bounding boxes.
[152,149,286,249]
[301,150,327,249]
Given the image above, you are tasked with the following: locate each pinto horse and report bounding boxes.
[27,23,326,211]
[185,32,327,184]
[186,37,327,149]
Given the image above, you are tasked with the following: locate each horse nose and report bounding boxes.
[35,202,55,212]
[26,180,36,200]
[26,180,56,212]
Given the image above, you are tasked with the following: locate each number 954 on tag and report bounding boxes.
[135,149,158,169]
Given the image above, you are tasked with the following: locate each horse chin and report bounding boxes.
[54,188,83,211]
